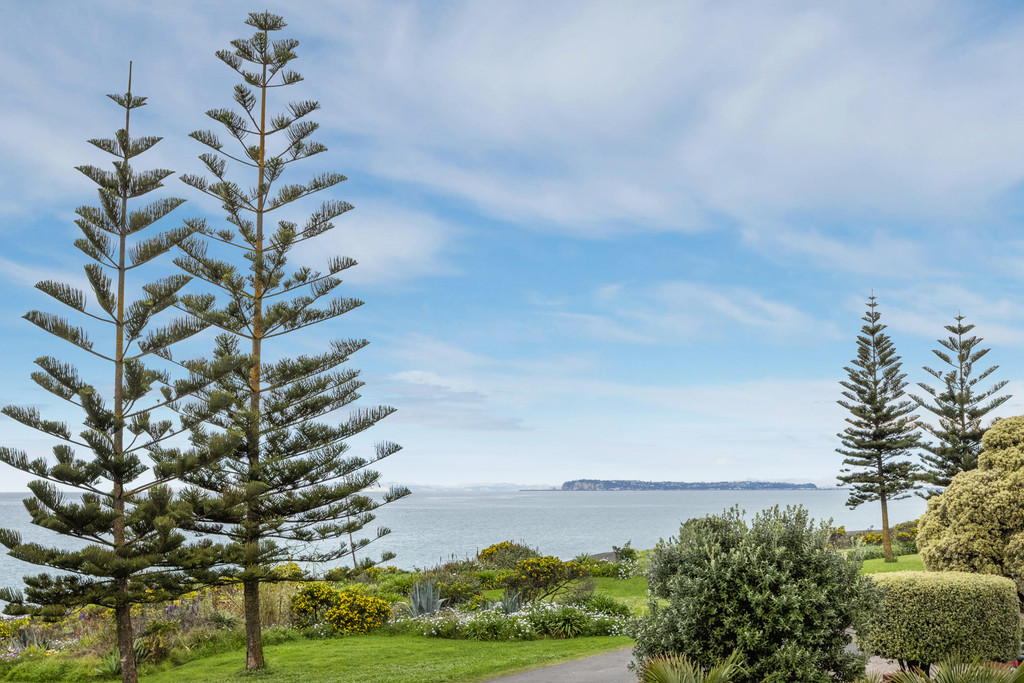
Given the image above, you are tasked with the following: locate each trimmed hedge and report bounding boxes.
[859,571,1021,668]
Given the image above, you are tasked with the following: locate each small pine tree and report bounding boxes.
[910,314,1010,497]
[837,295,921,562]
[0,67,238,683]
[175,12,409,670]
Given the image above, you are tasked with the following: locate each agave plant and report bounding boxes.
[640,650,745,683]
[889,659,1024,683]
[497,589,523,615]
[408,580,447,617]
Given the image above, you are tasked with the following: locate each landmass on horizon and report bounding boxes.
[560,479,819,491]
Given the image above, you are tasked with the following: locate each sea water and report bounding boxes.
[0,488,926,590]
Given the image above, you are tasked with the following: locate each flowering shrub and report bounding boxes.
[291,583,343,628]
[501,556,586,603]
[477,541,540,569]
[324,592,390,634]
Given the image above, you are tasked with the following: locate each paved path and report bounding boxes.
[483,647,635,682]
[482,648,901,682]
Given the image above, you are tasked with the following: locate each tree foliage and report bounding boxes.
[175,11,408,670]
[0,68,238,683]
[910,314,1010,497]
[837,295,921,561]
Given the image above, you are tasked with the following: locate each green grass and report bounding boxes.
[589,576,649,615]
[138,634,632,683]
[860,553,925,574]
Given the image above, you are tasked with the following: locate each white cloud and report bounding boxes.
[553,281,839,345]
[292,201,455,285]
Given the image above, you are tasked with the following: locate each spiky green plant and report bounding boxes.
[409,580,447,617]
[640,651,746,683]
[890,659,1024,683]
[175,11,408,670]
[0,66,239,683]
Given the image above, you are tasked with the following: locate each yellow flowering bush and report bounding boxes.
[501,556,585,603]
[477,541,539,569]
[291,583,344,628]
[324,593,390,634]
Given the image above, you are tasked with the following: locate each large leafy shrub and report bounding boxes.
[858,572,1021,670]
[632,506,877,683]
[918,416,1024,590]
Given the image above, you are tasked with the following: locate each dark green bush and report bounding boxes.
[633,505,877,683]
[858,571,1021,669]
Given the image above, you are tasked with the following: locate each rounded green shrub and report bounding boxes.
[632,505,878,683]
[858,571,1021,669]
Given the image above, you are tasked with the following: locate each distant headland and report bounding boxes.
[561,479,819,491]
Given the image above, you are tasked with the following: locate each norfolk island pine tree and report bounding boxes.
[910,314,1010,497]
[174,12,409,670]
[837,295,921,562]
[0,67,241,683]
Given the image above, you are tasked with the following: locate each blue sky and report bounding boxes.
[3,1,1024,489]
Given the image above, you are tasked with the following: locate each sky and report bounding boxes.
[3,0,1024,489]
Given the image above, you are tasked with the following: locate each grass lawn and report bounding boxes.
[860,553,925,574]
[139,634,633,683]
[589,576,649,615]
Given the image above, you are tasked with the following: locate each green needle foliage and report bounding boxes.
[175,12,408,671]
[910,314,1010,497]
[837,295,921,562]
[0,67,240,683]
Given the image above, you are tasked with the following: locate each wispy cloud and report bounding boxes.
[553,281,838,345]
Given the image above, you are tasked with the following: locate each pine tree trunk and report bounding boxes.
[242,40,270,673]
[115,584,137,683]
[243,579,264,670]
[880,492,895,563]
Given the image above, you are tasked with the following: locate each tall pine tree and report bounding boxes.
[910,314,1010,497]
[837,295,921,562]
[0,67,239,683]
[175,12,409,670]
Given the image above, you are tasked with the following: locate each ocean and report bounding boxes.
[0,488,926,590]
